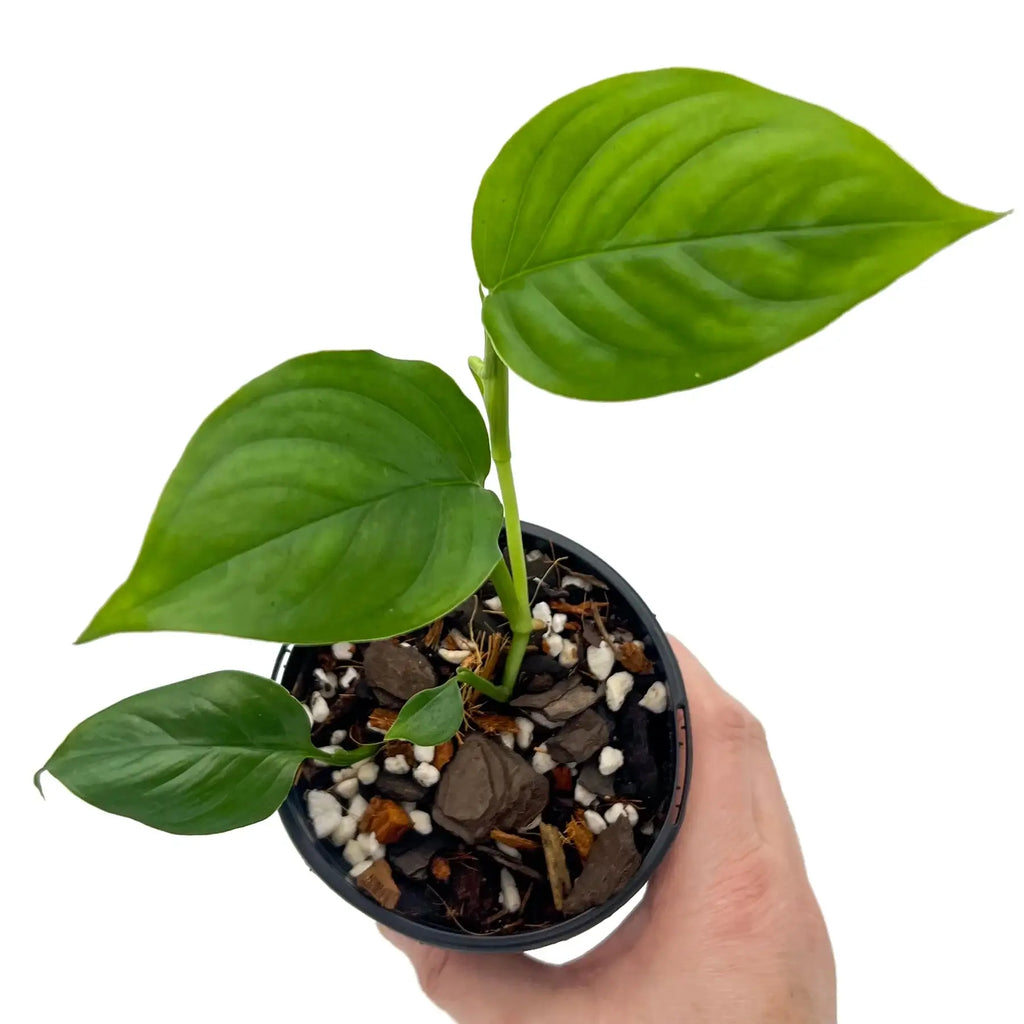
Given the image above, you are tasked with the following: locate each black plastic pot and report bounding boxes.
[275,522,692,952]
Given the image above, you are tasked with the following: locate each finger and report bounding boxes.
[379,926,559,1020]
[653,639,802,891]
[669,637,762,849]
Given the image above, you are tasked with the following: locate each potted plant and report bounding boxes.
[36,68,1000,951]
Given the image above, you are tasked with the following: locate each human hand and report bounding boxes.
[382,638,837,1023]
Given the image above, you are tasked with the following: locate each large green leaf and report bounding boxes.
[473,69,1001,400]
[35,672,376,834]
[79,351,503,644]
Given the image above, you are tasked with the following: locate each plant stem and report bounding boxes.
[481,334,532,695]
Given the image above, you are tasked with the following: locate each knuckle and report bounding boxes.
[709,696,766,748]
[707,844,781,939]
[414,948,453,1003]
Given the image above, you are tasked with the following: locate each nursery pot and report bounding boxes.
[275,522,692,953]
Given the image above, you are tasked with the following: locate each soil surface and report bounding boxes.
[285,536,678,937]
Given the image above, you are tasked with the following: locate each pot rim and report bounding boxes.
[276,521,692,952]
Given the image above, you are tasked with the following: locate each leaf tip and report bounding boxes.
[33,767,47,797]
[75,588,142,644]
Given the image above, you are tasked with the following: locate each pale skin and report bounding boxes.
[382,638,837,1024]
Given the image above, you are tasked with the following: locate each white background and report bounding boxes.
[1,2,1020,1021]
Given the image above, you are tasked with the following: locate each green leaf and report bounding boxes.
[79,351,504,644]
[34,672,372,835]
[385,677,464,745]
[473,68,1003,401]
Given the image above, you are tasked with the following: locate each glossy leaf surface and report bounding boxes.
[473,68,1001,400]
[35,672,375,834]
[385,677,464,745]
[80,351,503,643]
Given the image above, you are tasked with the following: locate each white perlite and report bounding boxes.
[438,648,471,664]
[413,762,441,787]
[550,612,567,634]
[357,831,383,858]
[558,641,579,668]
[639,681,669,714]
[413,745,435,763]
[349,859,373,878]
[532,601,552,628]
[598,746,625,776]
[332,777,360,800]
[587,641,616,681]
[605,803,639,827]
[496,842,522,860]
[331,642,355,660]
[483,595,503,611]
[574,782,596,808]
[514,717,534,750]
[329,816,358,846]
[347,794,368,821]
[384,755,411,775]
[604,802,627,826]
[544,633,564,657]
[531,748,556,774]
[498,868,521,914]
[313,667,339,697]
[306,790,344,839]
[356,761,380,786]
[639,819,655,836]
[500,731,515,750]
[332,766,357,783]
[309,692,330,723]
[339,666,359,690]
[584,809,607,834]
[329,729,348,745]
[605,671,634,712]
[410,810,433,835]
[342,839,365,866]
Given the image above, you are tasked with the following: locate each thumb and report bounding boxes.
[379,926,559,1021]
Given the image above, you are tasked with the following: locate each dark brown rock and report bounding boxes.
[578,761,616,798]
[432,734,549,844]
[616,701,659,800]
[511,674,579,710]
[524,672,559,694]
[363,641,437,707]
[546,710,612,764]
[520,653,569,680]
[375,773,427,803]
[581,620,603,649]
[391,834,446,881]
[544,684,599,721]
[562,818,640,915]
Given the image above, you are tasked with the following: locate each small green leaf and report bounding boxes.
[473,68,1003,401]
[79,351,504,644]
[385,677,464,746]
[36,671,357,835]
